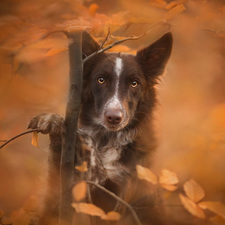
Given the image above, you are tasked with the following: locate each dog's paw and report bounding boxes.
[28,113,65,135]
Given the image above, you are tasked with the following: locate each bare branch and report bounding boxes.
[85,181,142,225]
[83,21,163,63]
[0,129,41,149]
[99,27,111,49]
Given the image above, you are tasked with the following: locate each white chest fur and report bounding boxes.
[100,147,122,179]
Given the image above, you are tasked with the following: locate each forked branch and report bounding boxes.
[85,181,142,225]
[83,21,163,63]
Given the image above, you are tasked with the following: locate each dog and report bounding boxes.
[28,31,173,225]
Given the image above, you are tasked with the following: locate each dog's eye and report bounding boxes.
[97,77,105,84]
[131,80,139,88]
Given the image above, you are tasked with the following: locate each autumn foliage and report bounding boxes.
[1,0,225,224]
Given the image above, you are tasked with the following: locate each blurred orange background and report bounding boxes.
[0,0,225,223]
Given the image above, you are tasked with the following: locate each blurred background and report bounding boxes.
[0,0,225,224]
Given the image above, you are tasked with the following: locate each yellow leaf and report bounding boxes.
[31,132,39,148]
[101,211,121,221]
[75,161,88,172]
[184,179,205,203]
[159,169,179,185]
[164,4,186,21]
[179,194,205,219]
[198,201,225,220]
[89,3,99,16]
[72,182,87,202]
[46,47,68,56]
[136,165,157,185]
[160,184,178,191]
[71,203,105,217]
[0,210,4,218]
[209,215,225,224]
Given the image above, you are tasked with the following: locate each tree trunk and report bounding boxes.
[59,30,83,225]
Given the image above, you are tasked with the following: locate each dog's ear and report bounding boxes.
[82,31,100,59]
[136,32,173,81]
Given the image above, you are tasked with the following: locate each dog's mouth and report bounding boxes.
[104,123,122,132]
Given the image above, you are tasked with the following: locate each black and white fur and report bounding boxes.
[28,31,173,225]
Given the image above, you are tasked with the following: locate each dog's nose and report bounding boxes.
[105,110,122,125]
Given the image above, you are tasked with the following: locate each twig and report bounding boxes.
[85,181,142,225]
[99,27,111,49]
[0,129,41,149]
[83,21,162,63]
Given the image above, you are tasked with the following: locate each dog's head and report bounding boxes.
[81,31,173,132]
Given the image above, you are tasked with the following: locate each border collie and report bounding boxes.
[28,31,173,225]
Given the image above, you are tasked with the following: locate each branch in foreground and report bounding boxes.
[59,30,83,225]
[85,181,142,225]
[0,129,41,149]
[83,21,163,63]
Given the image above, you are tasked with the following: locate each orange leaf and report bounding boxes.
[165,1,178,10]
[71,203,105,217]
[0,210,4,218]
[107,45,131,53]
[89,3,99,16]
[184,179,205,203]
[198,201,225,219]
[31,132,39,148]
[150,0,167,8]
[75,161,88,172]
[159,169,179,185]
[160,184,178,191]
[209,215,225,224]
[101,211,121,221]
[128,17,155,24]
[164,4,186,21]
[57,18,92,32]
[179,194,205,219]
[72,181,87,202]
[46,47,68,56]
[136,165,157,185]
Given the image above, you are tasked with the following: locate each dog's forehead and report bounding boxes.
[104,53,139,75]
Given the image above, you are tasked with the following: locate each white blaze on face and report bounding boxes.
[105,57,124,110]
[115,57,122,77]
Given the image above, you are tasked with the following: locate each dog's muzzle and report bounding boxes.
[105,109,123,125]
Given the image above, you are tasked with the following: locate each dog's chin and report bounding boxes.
[104,122,128,132]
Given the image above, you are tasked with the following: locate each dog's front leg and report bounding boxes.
[28,113,82,224]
